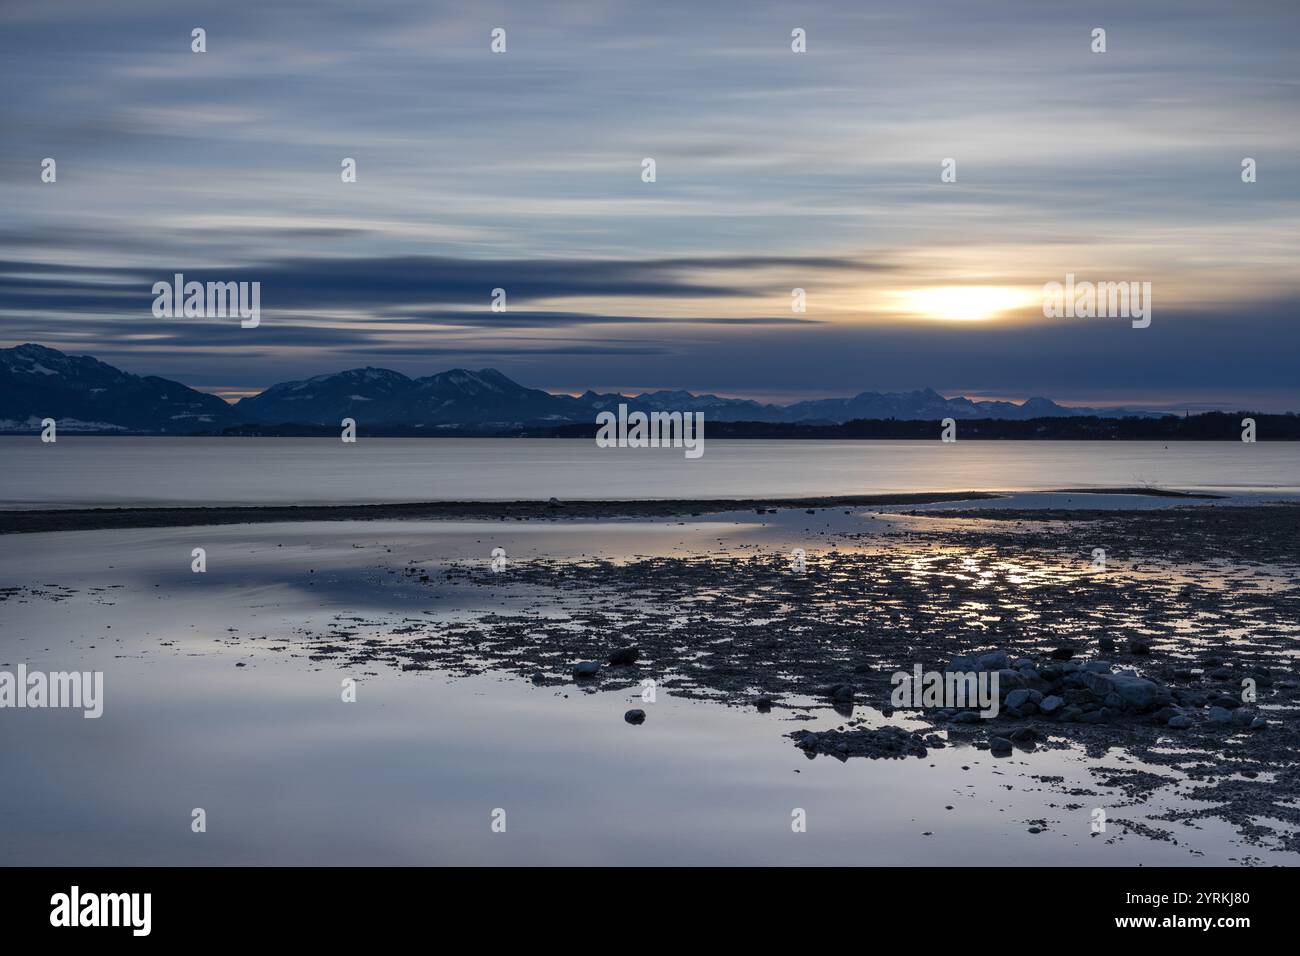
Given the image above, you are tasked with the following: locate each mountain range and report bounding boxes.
[2,342,1173,434]
[0,343,244,432]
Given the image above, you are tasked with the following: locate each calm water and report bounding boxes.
[1,517,1281,866]
[2,438,1296,864]
[2,437,1298,508]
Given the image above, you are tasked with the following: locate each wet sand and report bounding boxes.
[0,487,1214,534]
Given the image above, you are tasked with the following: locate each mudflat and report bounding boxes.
[0,487,1218,534]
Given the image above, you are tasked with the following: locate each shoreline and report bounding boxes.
[4,499,1297,859]
[0,487,1221,535]
[231,502,1300,854]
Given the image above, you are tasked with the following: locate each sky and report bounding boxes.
[1,0,1297,409]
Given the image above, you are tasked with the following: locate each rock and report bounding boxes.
[1050,646,1076,661]
[1084,661,1112,674]
[791,726,927,759]
[607,646,640,666]
[1017,665,1047,687]
[1206,706,1233,726]
[1167,715,1194,729]
[1098,637,1116,653]
[1082,672,1169,712]
[996,669,1026,694]
[624,709,646,725]
[530,671,545,684]
[1005,688,1042,711]
[1005,689,1031,710]
[1231,708,1254,727]
[1114,676,1171,710]
[1081,671,1116,695]
[1250,717,1268,730]
[1009,726,1042,745]
[1040,695,1064,714]
[989,737,1013,757]
[950,711,981,724]
[827,683,856,704]
[978,650,1010,671]
[573,661,601,679]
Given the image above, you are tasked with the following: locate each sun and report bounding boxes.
[898,285,1037,322]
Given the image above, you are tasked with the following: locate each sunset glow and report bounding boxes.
[898,286,1039,322]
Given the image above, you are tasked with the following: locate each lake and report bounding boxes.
[2,439,1297,865]
[2,514,1286,866]
[2,437,1297,508]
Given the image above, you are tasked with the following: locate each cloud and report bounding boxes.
[0,0,1296,406]
[0,253,869,314]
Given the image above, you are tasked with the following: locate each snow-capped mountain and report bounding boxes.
[235,365,593,425]
[0,343,1167,433]
[0,343,244,432]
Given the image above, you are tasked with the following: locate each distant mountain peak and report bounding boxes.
[0,342,245,432]
[1021,396,1063,410]
[13,342,61,357]
[0,344,1173,433]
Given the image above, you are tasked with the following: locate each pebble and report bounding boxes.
[573,661,601,678]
